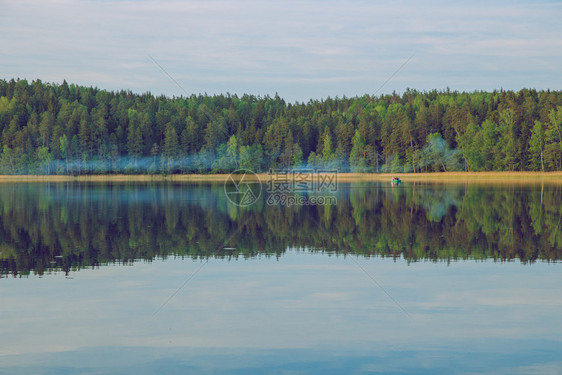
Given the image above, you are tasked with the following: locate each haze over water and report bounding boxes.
[1,181,561,374]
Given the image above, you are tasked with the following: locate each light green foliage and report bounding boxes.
[480,120,499,171]
[350,129,368,172]
[37,146,53,174]
[292,143,304,167]
[544,106,562,170]
[529,121,545,171]
[307,151,322,170]
[238,145,253,170]
[498,109,518,171]
[321,130,335,166]
[458,122,485,171]
[390,153,403,173]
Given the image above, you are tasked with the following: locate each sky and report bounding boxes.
[1,0,561,102]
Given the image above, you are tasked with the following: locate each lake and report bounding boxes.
[1,181,561,374]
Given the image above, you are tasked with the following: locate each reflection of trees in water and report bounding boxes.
[0,182,561,276]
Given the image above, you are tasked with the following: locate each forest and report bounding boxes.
[1,78,562,174]
[1,182,560,276]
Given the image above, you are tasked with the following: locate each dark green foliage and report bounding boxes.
[0,78,561,173]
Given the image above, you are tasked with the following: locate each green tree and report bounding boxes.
[390,153,402,173]
[238,145,253,170]
[39,112,54,147]
[225,134,239,169]
[212,135,238,172]
[1,78,562,175]
[149,142,160,174]
[292,143,304,167]
[529,121,545,171]
[546,106,562,170]
[321,130,335,167]
[498,109,518,171]
[480,119,499,171]
[424,133,460,172]
[350,129,367,172]
[59,134,69,174]
[0,146,16,174]
[458,122,485,172]
[37,146,53,174]
[126,122,143,172]
[162,124,179,173]
[307,151,322,170]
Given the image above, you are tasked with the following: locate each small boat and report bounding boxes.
[391,177,401,185]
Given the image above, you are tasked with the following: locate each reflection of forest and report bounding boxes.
[0,182,561,276]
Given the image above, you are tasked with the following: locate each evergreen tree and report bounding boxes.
[0,78,561,174]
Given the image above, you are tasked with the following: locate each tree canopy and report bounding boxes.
[1,78,561,174]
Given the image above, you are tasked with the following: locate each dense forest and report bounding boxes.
[1,78,562,174]
[1,182,561,276]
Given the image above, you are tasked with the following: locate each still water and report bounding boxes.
[1,182,561,374]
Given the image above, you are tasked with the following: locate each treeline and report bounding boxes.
[1,78,562,174]
[1,183,561,276]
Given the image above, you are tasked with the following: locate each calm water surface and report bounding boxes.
[1,182,561,374]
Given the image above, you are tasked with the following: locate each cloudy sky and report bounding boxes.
[1,0,561,102]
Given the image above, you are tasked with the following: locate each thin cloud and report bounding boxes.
[1,0,560,101]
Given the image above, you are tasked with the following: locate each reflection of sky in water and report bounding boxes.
[1,251,561,374]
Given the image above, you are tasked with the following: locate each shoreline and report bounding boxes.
[0,171,561,184]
